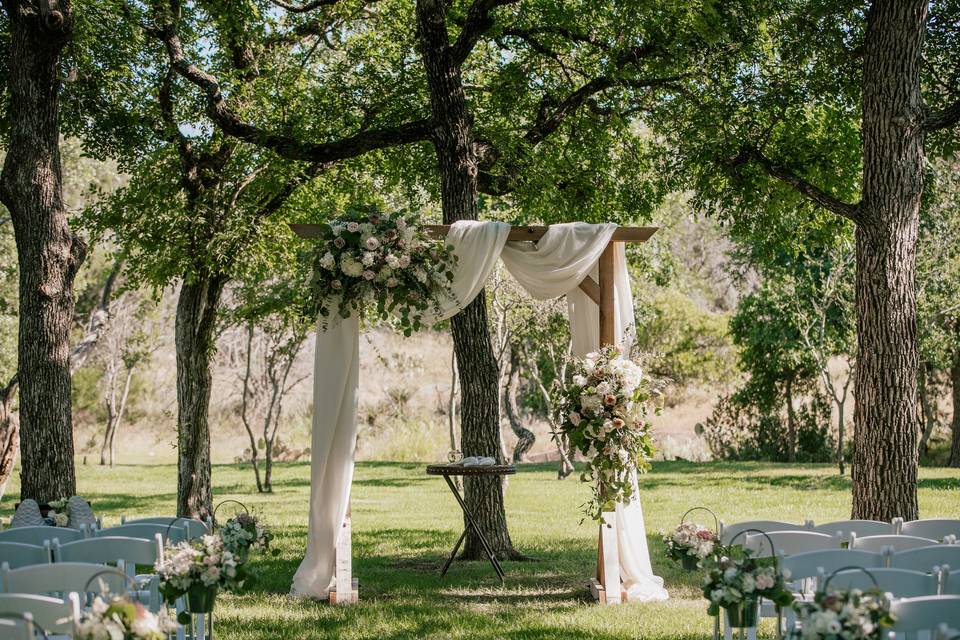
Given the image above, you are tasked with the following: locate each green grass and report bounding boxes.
[4,461,959,639]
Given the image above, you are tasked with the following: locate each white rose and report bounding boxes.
[364,237,380,250]
[319,252,336,270]
[386,254,400,269]
[346,221,360,232]
[572,375,588,387]
[568,411,581,426]
[398,254,411,268]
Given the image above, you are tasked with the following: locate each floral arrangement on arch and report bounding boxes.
[308,204,457,335]
[789,587,895,639]
[156,534,244,606]
[219,512,275,560]
[554,345,657,520]
[75,594,178,640]
[702,551,794,619]
[664,522,719,568]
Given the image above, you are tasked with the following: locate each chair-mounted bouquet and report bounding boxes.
[157,534,244,617]
[702,533,794,629]
[788,567,895,639]
[664,508,721,571]
[76,594,178,640]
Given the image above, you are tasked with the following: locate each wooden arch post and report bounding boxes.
[290,222,656,605]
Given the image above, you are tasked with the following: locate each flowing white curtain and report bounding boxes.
[291,221,667,603]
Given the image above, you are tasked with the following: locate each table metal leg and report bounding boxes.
[441,529,468,577]
[441,475,506,582]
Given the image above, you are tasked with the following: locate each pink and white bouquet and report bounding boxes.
[46,497,70,527]
[789,587,895,639]
[308,205,457,335]
[156,534,243,605]
[76,594,178,640]
[664,522,719,567]
[555,345,657,520]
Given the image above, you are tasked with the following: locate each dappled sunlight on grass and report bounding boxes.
[2,460,957,638]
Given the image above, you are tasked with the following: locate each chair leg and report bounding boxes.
[723,611,733,640]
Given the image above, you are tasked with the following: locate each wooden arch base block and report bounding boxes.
[589,512,627,605]
[329,514,359,604]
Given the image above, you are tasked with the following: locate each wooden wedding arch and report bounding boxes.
[291,223,658,605]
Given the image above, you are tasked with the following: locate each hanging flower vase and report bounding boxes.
[186,585,218,614]
[724,598,759,628]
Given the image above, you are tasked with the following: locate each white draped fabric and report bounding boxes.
[291,221,667,602]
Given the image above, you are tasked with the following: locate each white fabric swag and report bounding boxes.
[291,221,668,603]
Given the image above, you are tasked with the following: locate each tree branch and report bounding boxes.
[731,146,861,221]
[449,0,520,66]
[267,0,341,12]
[151,8,432,162]
[925,99,960,132]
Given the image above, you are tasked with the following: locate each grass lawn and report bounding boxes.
[3,460,959,639]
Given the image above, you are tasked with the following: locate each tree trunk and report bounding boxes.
[785,376,796,463]
[851,0,924,521]
[950,341,960,467]
[264,437,274,493]
[504,352,535,462]
[0,1,83,503]
[917,362,937,458]
[175,275,225,520]
[239,324,264,492]
[836,397,846,476]
[109,366,134,466]
[0,377,20,502]
[416,0,520,560]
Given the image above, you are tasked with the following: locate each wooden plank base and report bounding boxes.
[589,578,628,605]
[328,578,359,604]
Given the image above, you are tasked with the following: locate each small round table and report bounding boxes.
[426,463,516,583]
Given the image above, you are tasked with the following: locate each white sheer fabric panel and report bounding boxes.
[291,220,666,602]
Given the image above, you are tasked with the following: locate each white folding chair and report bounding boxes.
[889,595,960,640]
[96,523,187,544]
[900,520,960,543]
[1,561,128,596]
[780,549,885,594]
[720,520,813,545]
[0,593,81,636]
[0,526,84,546]
[826,568,938,598]
[812,519,896,538]
[0,614,30,640]
[53,536,163,611]
[851,534,938,553]
[943,569,960,595]
[745,530,839,556]
[891,547,960,573]
[120,516,210,540]
[0,541,51,569]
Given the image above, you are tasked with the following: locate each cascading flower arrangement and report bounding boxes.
[75,595,178,640]
[307,204,457,335]
[157,534,244,614]
[789,587,895,639]
[555,345,657,520]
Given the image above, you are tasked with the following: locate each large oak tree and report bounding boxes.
[654,0,960,519]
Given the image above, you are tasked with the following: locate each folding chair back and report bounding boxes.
[811,519,895,538]
[900,519,960,543]
[720,520,812,545]
[0,542,51,569]
[850,534,938,553]
[0,562,128,596]
[826,568,937,598]
[96,523,186,544]
[55,536,162,568]
[889,595,960,640]
[780,549,884,581]
[890,546,960,573]
[120,516,209,540]
[0,615,30,640]
[0,593,80,635]
[745,530,838,557]
[0,526,83,546]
